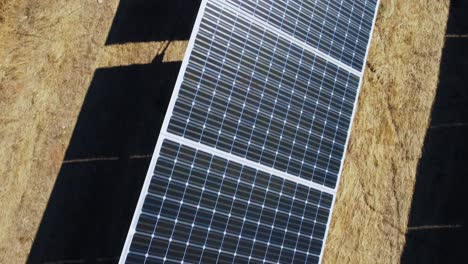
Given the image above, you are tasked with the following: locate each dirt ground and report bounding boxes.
[0,0,449,263]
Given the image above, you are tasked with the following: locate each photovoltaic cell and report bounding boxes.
[226,0,378,71]
[126,140,332,264]
[168,2,360,188]
[120,0,379,262]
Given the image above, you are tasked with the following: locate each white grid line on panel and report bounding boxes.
[170,1,358,187]
[231,0,375,71]
[163,133,336,194]
[145,143,192,263]
[138,197,324,245]
[118,0,211,262]
[130,242,277,264]
[135,140,329,263]
[142,163,329,216]
[120,0,380,262]
[318,0,380,262]
[215,0,362,77]
[118,0,336,260]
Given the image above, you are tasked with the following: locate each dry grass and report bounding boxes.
[323,1,449,263]
[0,0,119,262]
[0,0,449,263]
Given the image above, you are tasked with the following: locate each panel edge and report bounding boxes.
[118,0,211,262]
[318,1,381,263]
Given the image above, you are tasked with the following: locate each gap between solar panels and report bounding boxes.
[120,0,379,263]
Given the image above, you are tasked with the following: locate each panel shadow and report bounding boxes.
[445,0,468,35]
[105,0,201,45]
[401,1,468,263]
[27,57,181,263]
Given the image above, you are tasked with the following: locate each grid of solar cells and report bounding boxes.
[225,0,378,71]
[126,140,333,264]
[167,2,360,188]
[121,0,380,262]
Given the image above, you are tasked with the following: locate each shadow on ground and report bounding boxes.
[401,1,468,263]
[27,55,180,263]
[106,0,201,45]
[27,0,201,262]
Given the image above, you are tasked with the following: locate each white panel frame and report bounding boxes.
[119,0,380,262]
[118,0,210,262]
[318,0,381,262]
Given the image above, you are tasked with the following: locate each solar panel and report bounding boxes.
[120,0,379,263]
[226,0,377,71]
[168,3,360,188]
[126,140,332,263]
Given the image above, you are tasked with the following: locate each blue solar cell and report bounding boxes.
[120,0,379,262]
[127,140,332,264]
[168,2,360,188]
[226,0,378,71]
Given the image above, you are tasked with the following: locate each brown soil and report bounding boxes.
[0,0,449,263]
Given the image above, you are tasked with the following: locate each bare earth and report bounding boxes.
[0,0,449,263]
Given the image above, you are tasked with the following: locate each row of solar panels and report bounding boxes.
[120,0,379,263]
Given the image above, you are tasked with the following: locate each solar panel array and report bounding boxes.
[120,0,379,263]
